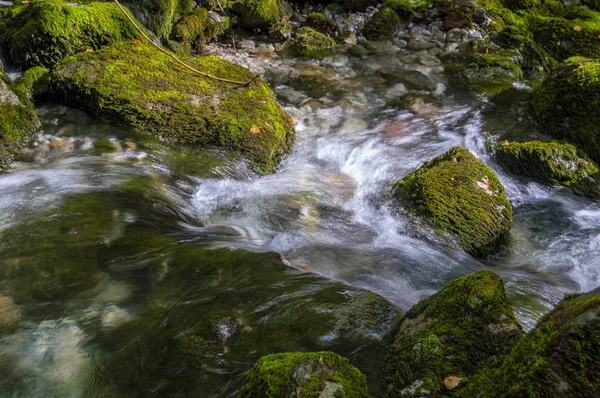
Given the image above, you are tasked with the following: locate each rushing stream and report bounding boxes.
[1,49,600,397]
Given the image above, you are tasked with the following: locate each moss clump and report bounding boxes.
[393,146,512,257]
[124,0,183,40]
[530,58,600,166]
[496,140,600,198]
[384,0,415,16]
[291,27,337,58]
[462,288,600,397]
[362,8,400,40]
[306,12,338,37]
[384,271,522,396]
[289,75,339,99]
[92,139,116,155]
[239,0,283,29]
[13,66,49,102]
[238,351,370,397]
[0,0,143,70]
[530,15,600,62]
[171,7,208,42]
[47,43,294,174]
[0,71,39,169]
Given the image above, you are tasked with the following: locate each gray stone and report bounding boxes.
[238,40,256,50]
[447,28,469,43]
[407,39,437,51]
[410,26,433,38]
[399,69,436,91]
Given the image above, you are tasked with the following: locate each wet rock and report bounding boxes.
[496,140,600,198]
[0,296,22,334]
[463,288,600,396]
[443,9,472,30]
[384,271,522,396]
[290,75,339,99]
[446,28,469,42]
[101,305,131,329]
[531,58,600,165]
[47,43,294,174]
[238,351,369,397]
[407,38,437,51]
[238,40,256,50]
[398,69,437,91]
[362,7,400,40]
[392,146,513,257]
[387,92,440,116]
[473,7,488,25]
[212,317,238,344]
[252,43,275,55]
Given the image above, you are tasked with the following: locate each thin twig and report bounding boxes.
[113,0,256,86]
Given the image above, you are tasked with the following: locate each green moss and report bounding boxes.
[13,66,49,102]
[462,288,600,397]
[384,271,522,396]
[238,351,370,397]
[289,75,340,99]
[92,139,116,155]
[530,58,600,166]
[291,27,337,58]
[384,0,415,16]
[124,0,181,40]
[0,0,143,70]
[47,43,294,174]
[0,74,38,170]
[306,12,338,37]
[362,8,400,40]
[393,146,513,257]
[171,7,208,42]
[269,20,293,41]
[496,140,600,197]
[240,0,282,29]
[530,15,600,62]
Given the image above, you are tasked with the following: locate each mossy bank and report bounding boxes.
[46,43,294,173]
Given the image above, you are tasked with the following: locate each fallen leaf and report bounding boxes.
[133,39,142,44]
[250,125,260,135]
[450,177,455,181]
[20,0,29,4]
[84,48,94,53]
[573,65,584,72]
[501,139,509,146]
[485,47,489,55]
[573,25,582,31]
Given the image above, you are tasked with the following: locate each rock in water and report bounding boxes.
[46,43,294,174]
[463,287,600,397]
[392,146,512,257]
[496,140,600,198]
[237,351,370,397]
[383,271,522,397]
[531,58,600,166]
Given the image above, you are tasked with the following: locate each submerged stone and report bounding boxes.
[496,140,600,198]
[463,288,600,397]
[393,146,513,257]
[383,270,522,397]
[46,43,294,174]
[531,58,600,166]
[237,351,370,397]
[0,0,142,69]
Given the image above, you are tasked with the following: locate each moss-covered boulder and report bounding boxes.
[496,140,600,198]
[0,0,142,70]
[531,58,600,166]
[0,71,38,169]
[238,0,283,29]
[393,146,512,257]
[46,43,294,173]
[384,271,522,397]
[125,0,189,40]
[238,351,370,397]
[463,288,600,397]
[291,27,337,58]
[362,8,400,40]
[306,12,339,37]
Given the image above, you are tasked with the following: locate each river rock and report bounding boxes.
[496,140,600,198]
[238,351,370,397]
[384,271,522,396]
[531,58,600,166]
[463,287,600,396]
[46,43,294,174]
[0,296,22,334]
[393,146,512,257]
[446,28,469,43]
[238,40,256,50]
[0,0,142,69]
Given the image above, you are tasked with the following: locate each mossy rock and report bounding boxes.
[289,75,339,99]
[530,58,600,166]
[387,92,440,113]
[0,70,38,170]
[171,7,208,42]
[383,270,522,397]
[0,0,143,70]
[496,140,600,198]
[46,43,294,173]
[462,288,600,397]
[393,146,513,257]
[362,8,400,40]
[238,351,370,397]
[291,27,337,58]
[306,12,339,37]
[238,0,283,29]
[124,0,188,40]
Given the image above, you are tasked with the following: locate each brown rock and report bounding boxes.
[444,376,463,390]
[48,140,71,148]
[0,296,22,332]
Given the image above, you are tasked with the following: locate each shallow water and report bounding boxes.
[1,50,599,397]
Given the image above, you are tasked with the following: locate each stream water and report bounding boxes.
[1,49,600,397]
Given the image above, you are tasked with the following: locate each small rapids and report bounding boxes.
[0,50,599,397]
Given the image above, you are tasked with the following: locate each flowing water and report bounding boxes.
[1,50,599,397]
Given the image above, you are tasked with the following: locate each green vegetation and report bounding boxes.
[239,0,283,29]
[238,352,370,397]
[461,289,600,397]
[171,7,209,42]
[530,58,600,165]
[0,0,142,70]
[362,8,400,40]
[496,140,600,197]
[384,271,522,396]
[291,27,337,58]
[125,0,185,40]
[47,43,294,173]
[306,12,338,37]
[393,146,513,257]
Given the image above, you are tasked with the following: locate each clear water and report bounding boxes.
[1,52,599,397]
